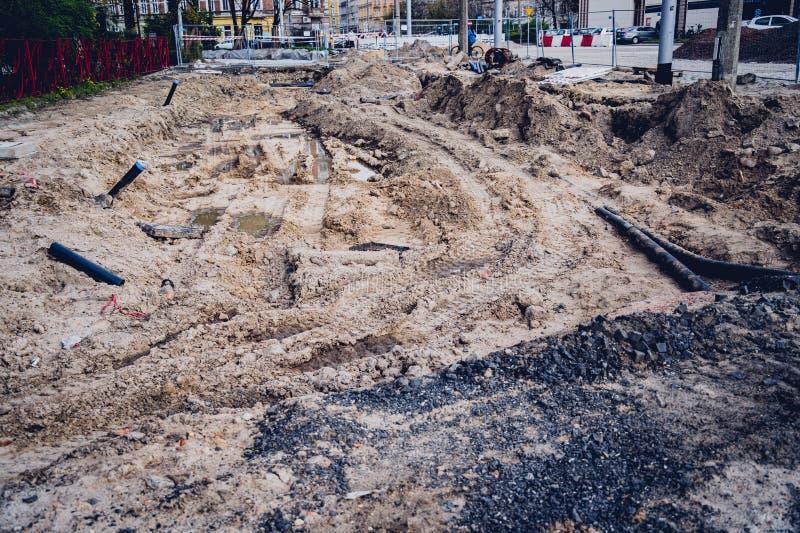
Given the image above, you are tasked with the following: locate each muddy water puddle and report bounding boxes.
[278,135,332,184]
[192,208,225,229]
[235,213,281,237]
[346,159,376,181]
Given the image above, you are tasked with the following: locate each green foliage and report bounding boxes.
[0,77,132,113]
[0,0,98,39]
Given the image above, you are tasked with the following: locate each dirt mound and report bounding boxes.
[609,80,800,228]
[314,55,422,98]
[419,73,613,167]
[675,24,800,63]
[612,80,767,142]
[397,39,449,60]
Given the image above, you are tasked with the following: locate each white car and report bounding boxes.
[214,39,235,50]
[743,15,798,29]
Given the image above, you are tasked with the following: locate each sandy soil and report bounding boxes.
[1,51,799,531]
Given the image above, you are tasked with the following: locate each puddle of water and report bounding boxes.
[176,161,194,170]
[347,160,376,182]
[235,213,281,237]
[254,131,306,140]
[191,208,225,229]
[277,135,332,184]
[307,138,331,182]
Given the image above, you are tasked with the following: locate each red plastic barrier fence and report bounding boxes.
[0,37,169,103]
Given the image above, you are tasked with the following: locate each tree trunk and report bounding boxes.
[123,0,135,31]
[229,0,240,41]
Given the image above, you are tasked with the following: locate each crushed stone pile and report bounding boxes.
[250,288,800,531]
[675,24,799,63]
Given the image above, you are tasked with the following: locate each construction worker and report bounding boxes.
[467,21,477,56]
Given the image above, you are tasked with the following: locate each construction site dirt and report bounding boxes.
[1,50,799,531]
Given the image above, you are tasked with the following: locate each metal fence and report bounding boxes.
[175,24,330,66]
[0,37,169,103]
[382,12,800,83]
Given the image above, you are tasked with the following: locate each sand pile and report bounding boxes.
[314,53,422,98]
[397,39,449,61]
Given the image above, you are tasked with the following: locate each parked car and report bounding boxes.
[615,26,658,44]
[742,15,798,29]
[580,27,612,35]
[214,39,235,50]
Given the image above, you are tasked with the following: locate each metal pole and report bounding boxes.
[506,9,510,48]
[526,15,530,58]
[449,20,453,53]
[494,0,503,48]
[459,0,468,54]
[394,0,399,58]
[612,10,617,67]
[176,4,184,66]
[795,16,800,82]
[406,0,412,37]
[656,0,677,84]
[712,0,743,85]
[569,14,574,64]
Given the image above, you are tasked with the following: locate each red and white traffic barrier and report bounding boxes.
[540,34,612,47]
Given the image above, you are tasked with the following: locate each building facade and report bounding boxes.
[580,0,798,32]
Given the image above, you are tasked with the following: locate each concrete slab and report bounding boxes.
[0,141,36,160]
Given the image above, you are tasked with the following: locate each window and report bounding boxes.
[772,17,791,25]
[222,0,229,10]
[754,17,771,26]
[254,24,263,36]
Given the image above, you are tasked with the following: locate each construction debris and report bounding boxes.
[137,222,204,240]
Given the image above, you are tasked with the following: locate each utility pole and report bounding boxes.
[494,0,503,47]
[459,0,468,54]
[655,0,676,84]
[406,0,411,37]
[712,0,744,86]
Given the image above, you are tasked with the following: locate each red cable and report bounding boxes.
[100,294,151,318]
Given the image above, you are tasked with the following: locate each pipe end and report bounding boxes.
[134,161,146,171]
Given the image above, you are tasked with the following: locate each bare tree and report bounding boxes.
[227,0,258,41]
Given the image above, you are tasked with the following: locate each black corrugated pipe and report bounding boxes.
[163,80,178,106]
[596,207,712,292]
[605,207,798,281]
[48,242,125,286]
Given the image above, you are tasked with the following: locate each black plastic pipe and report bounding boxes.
[108,161,145,198]
[638,227,797,281]
[596,207,712,292]
[603,207,798,281]
[163,80,178,106]
[47,242,124,286]
[269,81,314,87]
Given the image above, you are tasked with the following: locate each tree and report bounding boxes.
[122,0,136,32]
[227,0,258,41]
[0,0,97,39]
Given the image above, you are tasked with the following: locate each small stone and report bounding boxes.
[655,393,667,408]
[483,368,493,378]
[785,143,800,153]
[307,455,332,468]
[762,378,778,386]
[656,342,668,354]
[619,160,635,174]
[344,490,373,500]
[125,431,146,441]
[61,335,82,350]
[674,303,688,314]
[729,371,746,380]
[597,167,610,178]
[767,146,783,156]
[32,323,45,334]
[739,157,757,168]
[705,130,724,139]
[638,149,656,165]
[741,138,754,148]
[22,495,38,504]
[224,246,238,256]
[148,476,175,490]
[293,519,305,528]
[241,413,253,421]
[95,193,114,208]
[714,293,728,302]
[547,168,559,177]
